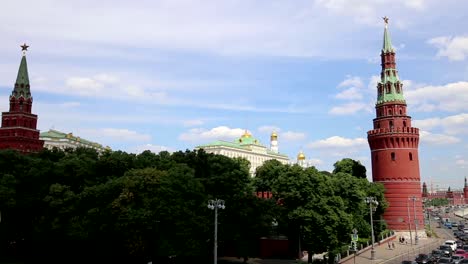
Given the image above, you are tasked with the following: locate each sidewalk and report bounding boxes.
[340,236,444,264]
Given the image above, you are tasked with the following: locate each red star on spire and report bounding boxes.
[20,43,29,51]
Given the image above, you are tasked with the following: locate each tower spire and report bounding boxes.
[377,17,405,104]
[382,16,393,53]
[12,43,31,99]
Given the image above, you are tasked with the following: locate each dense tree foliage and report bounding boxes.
[253,159,387,263]
[332,158,367,179]
[0,149,386,264]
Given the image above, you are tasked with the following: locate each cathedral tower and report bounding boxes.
[367,18,423,231]
[0,44,44,152]
[270,131,278,153]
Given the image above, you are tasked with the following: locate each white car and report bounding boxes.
[445,240,457,251]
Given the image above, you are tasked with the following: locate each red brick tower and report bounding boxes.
[0,44,44,152]
[367,18,424,231]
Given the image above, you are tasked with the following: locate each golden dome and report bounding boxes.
[297,151,306,161]
[241,130,252,138]
[271,131,278,139]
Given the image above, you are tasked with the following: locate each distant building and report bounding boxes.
[422,179,468,205]
[290,150,315,168]
[40,129,110,152]
[196,130,289,175]
[0,44,44,152]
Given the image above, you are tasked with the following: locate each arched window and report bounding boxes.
[403,121,407,127]
[399,109,403,115]
[409,153,413,161]
[391,152,396,161]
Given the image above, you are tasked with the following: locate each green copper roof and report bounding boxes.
[12,55,32,99]
[40,129,108,149]
[382,27,394,53]
[376,25,406,105]
[196,135,289,158]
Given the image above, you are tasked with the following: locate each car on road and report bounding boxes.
[402,261,418,264]
[451,255,465,264]
[447,240,459,251]
[440,245,454,257]
[433,250,444,261]
[415,253,433,264]
[459,259,468,263]
[437,257,453,263]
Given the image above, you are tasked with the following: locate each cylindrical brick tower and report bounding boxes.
[367,18,424,231]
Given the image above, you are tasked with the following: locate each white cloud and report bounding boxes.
[78,128,152,142]
[314,0,427,25]
[335,87,363,100]
[413,113,468,135]
[132,144,174,154]
[338,76,363,89]
[308,136,367,149]
[178,126,245,142]
[406,82,468,112]
[281,131,307,141]
[419,130,460,145]
[428,35,468,61]
[329,102,370,115]
[58,102,81,108]
[65,77,104,95]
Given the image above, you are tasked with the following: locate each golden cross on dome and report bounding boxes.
[20,43,29,52]
[383,16,389,26]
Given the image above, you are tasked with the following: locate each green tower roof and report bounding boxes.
[382,26,394,53]
[16,55,30,86]
[376,18,406,105]
[11,44,32,99]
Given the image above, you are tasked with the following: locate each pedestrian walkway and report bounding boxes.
[341,236,444,264]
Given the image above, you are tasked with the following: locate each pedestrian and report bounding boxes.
[392,242,395,249]
[388,242,392,250]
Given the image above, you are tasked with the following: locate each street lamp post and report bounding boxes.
[208,199,225,264]
[409,196,419,245]
[365,197,379,260]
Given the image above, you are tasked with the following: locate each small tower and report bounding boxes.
[422,182,428,198]
[463,177,468,204]
[367,18,423,231]
[297,151,306,167]
[0,44,44,152]
[270,131,278,153]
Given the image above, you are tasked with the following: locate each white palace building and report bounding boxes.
[196,130,289,176]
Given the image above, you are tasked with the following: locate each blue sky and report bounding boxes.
[0,0,466,191]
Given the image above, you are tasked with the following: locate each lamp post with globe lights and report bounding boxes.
[409,196,419,245]
[208,199,225,264]
[365,197,379,260]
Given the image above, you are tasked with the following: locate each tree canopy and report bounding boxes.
[0,149,386,264]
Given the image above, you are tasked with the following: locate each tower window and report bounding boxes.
[391,152,396,161]
[399,109,403,115]
[389,121,394,131]
[403,121,407,127]
[409,153,413,161]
